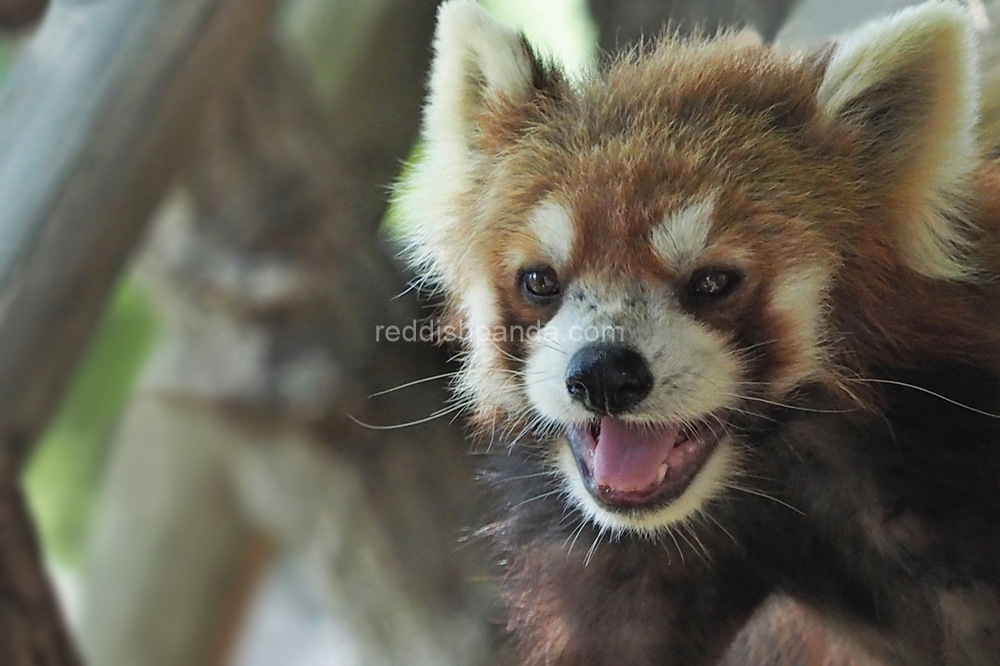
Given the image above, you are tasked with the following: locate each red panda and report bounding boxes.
[395,1,1000,664]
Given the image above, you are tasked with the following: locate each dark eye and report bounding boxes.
[688,268,741,300]
[521,266,561,303]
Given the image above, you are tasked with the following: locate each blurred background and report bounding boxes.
[0,0,977,665]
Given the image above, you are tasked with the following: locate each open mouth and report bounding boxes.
[566,417,720,509]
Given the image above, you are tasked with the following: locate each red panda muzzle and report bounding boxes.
[567,417,720,507]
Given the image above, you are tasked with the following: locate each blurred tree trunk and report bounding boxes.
[588,0,798,49]
[78,396,258,666]
[0,0,278,466]
[0,0,47,30]
[77,0,503,663]
[281,0,440,227]
[0,0,277,663]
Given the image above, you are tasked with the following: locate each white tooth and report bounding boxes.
[657,464,669,484]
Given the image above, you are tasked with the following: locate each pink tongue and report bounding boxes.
[592,418,681,492]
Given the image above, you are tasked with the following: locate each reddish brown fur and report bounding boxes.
[407,7,1000,664]
[453,32,1000,421]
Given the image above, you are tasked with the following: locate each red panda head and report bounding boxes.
[395,0,982,536]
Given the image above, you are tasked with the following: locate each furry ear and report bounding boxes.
[817,1,979,279]
[395,1,555,292]
[425,0,549,154]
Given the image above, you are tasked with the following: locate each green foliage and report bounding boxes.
[0,44,10,73]
[23,281,159,566]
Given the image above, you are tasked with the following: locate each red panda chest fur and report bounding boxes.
[397,1,1000,664]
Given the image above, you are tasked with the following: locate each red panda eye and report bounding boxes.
[688,269,740,299]
[521,267,561,302]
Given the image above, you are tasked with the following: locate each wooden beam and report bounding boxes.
[0,0,279,664]
[90,41,502,664]
[0,0,279,465]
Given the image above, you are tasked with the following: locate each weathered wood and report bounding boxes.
[81,28,501,664]
[78,396,256,666]
[136,40,498,663]
[74,0,483,661]
[0,1,278,664]
[0,0,279,466]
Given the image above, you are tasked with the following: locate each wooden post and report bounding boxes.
[0,0,280,663]
[78,38,502,665]
[0,0,279,465]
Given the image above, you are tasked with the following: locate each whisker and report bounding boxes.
[681,522,712,564]
[511,488,564,510]
[530,337,568,356]
[722,483,806,516]
[492,470,559,484]
[739,338,781,353]
[495,368,527,377]
[848,378,1000,419]
[656,534,673,566]
[666,528,686,566]
[720,393,855,414]
[490,339,527,364]
[391,281,419,301]
[674,525,705,565]
[347,405,464,431]
[368,372,458,398]
[565,519,588,555]
[702,511,738,546]
[584,531,604,566]
[707,413,732,441]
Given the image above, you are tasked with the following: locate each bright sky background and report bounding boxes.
[481,0,596,75]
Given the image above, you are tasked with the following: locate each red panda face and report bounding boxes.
[397,0,979,537]
[459,109,840,534]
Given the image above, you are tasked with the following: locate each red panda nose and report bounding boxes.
[565,344,654,415]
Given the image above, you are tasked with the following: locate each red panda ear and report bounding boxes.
[394,1,556,293]
[424,0,553,156]
[817,1,979,280]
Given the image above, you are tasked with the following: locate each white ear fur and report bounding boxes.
[394,1,539,293]
[425,0,538,153]
[818,1,980,280]
[732,26,764,48]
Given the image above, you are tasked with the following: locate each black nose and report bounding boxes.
[565,344,654,415]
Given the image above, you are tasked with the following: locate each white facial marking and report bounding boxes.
[651,198,715,269]
[458,278,521,418]
[769,267,830,389]
[528,200,576,266]
[393,0,536,293]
